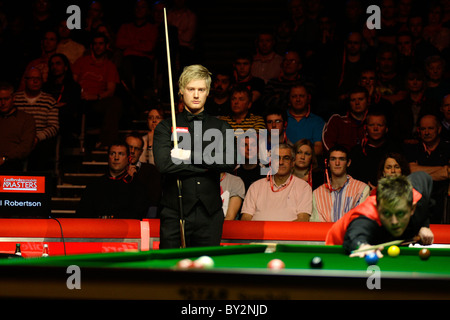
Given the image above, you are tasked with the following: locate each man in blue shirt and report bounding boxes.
[285,84,325,156]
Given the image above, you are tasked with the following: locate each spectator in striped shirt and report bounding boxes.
[220,85,265,136]
[311,144,369,222]
[14,67,59,170]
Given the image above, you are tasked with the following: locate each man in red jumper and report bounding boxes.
[326,172,434,256]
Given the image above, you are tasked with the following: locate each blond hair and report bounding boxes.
[178,64,212,92]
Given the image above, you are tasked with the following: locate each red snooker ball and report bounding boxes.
[176,258,194,269]
[419,248,431,260]
[267,259,285,270]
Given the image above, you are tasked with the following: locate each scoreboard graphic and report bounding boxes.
[0,173,51,217]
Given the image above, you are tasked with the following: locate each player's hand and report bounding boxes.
[171,148,191,162]
[418,227,434,245]
[349,244,384,258]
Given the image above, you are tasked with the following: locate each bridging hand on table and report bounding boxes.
[349,244,384,258]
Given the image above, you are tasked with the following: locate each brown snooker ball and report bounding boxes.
[419,248,431,260]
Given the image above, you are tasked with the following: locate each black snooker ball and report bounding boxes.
[310,256,323,268]
[419,248,431,260]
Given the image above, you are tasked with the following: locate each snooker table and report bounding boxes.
[0,243,449,300]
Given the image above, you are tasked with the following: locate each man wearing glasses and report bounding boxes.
[125,132,162,218]
[240,144,312,221]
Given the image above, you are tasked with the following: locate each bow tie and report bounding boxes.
[186,112,204,122]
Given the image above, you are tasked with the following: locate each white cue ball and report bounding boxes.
[194,256,215,269]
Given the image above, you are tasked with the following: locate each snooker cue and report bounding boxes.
[350,236,421,254]
[350,239,405,254]
[164,7,186,248]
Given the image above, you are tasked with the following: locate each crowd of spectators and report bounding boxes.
[1,0,450,224]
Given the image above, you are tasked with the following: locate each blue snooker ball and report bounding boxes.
[365,252,379,265]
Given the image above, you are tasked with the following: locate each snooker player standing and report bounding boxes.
[153,65,236,248]
[326,172,434,256]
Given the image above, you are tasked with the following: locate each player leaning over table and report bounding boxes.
[326,171,434,256]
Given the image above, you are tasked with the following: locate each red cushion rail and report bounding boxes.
[431,224,450,244]
[222,221,333,241]
[146,219,450,244]
[0,218,142,239]
[146,219,333,242]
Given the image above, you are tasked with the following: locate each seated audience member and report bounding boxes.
[424,55,450,105]
[116,0,158,99]
[333,31,375,102]
[375,44,407,105]
[285,83,325,155]
[262,50,311,110]
[14,67,59,171]
[251,32,283,84]
[72,32,122,149]
[241,144,312,221]
[349,109,400,188]
[396,31,415,76]
[56,19,86,65]
[234,134,265,192]
[376,152,411,182]
[206,69,233,117]
[19,30,58,89]
[407,14,440,64]
[125,132,162,218]
[77,140,148,219]
[391,67,439,145]
[167,0,198,68]
[0,82,36,171]
[140,107,164,165]
[220,85,265,135]
[404,113,450,223]
[326,173,434,255]
[357,68,392,121]
[43,53,82,145]
[220,172,245,220]
[293,139,324,190]
[232,51,265,113]
[76,1,106,46]
[263,106,291,156]
[322,86,369,152]
[440,94,450,142]
[311,145,370,222]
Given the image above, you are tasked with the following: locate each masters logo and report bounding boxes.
[0,176,45,193]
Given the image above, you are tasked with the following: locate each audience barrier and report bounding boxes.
[145,219,334,249]
[0,218,149,257]
[0,219,449,256]
[145,219,450,249]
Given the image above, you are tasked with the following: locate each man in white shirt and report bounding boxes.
[241,143,312,221]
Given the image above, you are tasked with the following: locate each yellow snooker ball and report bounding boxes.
[387,245,400,257]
